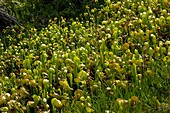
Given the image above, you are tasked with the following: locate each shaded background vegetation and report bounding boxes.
[0,0,104,30]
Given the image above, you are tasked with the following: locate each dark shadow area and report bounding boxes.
[1,0,104,31]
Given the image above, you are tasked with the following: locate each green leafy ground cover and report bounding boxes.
[0,0,170,112]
